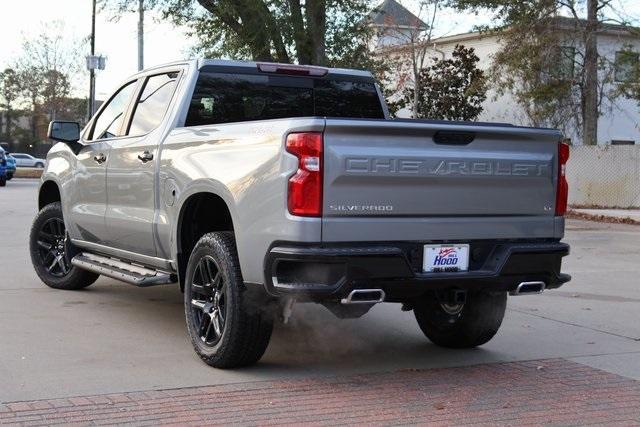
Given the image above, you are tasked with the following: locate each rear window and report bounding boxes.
[185,72,384,127]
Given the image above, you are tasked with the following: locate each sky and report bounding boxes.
[0,0,194,99]
[0,0,638,101]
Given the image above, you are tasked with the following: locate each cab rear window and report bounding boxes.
[185,72,384,127]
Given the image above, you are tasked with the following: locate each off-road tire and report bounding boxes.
[0,176,6,186]
[184,232,273,368]
[6,172,12,180]
[29,202,99,290]
[413,290,507,348]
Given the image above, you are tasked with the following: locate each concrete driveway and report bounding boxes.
[1,179,639,403]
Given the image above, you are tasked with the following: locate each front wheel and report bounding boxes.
[29,202,99,290]
[413,290,507,348]
[0,176,6,187]
[184,232,273,368]
[35,162,44,168]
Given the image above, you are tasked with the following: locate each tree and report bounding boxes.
[17,21,80,121]
[0,68,21,141]
[16,67,45,140]
[583,0,598,146]
[375,1,441,118]
[8,22,82,145]
[405,44,487,120]
[450,0,638,145]
[106,0,381,69]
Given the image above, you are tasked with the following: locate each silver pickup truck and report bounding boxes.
[32,59,570,368]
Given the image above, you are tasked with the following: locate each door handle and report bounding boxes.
[93,153,106,164]
[138,151,154,163]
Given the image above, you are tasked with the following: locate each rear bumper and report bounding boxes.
[263,240,570,302]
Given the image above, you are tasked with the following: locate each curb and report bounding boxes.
[567,209,640,225]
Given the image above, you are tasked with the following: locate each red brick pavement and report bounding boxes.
[1,358,639,426]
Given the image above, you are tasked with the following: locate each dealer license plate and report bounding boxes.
[423,244,470,273]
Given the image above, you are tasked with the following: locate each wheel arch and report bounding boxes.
[176,191,235,291]
[38,180,61,210]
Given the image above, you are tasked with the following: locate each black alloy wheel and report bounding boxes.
[36,217,71,277]
[189,255,227,346]
[29,202,99,290]
[184,232,273,368]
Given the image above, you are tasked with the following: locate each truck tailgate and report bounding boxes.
[322,119,563,242]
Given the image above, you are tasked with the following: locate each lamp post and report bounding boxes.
[86,0,106,120]
[138,0,144,71]
[88,0,96,120]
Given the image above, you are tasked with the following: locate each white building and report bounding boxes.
[372,0,640,145]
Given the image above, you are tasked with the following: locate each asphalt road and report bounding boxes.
[1,179,639,403]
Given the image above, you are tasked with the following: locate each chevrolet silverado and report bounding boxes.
[31,59,570,368]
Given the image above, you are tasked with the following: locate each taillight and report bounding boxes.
[555,142,570,216]
[286,132,323,217]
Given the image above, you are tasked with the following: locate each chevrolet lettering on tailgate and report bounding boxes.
[345,158,550,177]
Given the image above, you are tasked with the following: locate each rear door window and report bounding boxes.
[128,72,179,136]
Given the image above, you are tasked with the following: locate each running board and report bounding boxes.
[71,253,177,287]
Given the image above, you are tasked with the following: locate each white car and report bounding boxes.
[11,153,45,168]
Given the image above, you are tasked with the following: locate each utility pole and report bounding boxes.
[583,0,599,145]
[89,0,96,120]
[138,0,144,71]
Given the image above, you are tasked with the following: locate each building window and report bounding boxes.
[546,46,576,80]
[614,50,639,83]
[556,46,576,79]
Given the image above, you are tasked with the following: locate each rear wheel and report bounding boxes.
[413,290,507,348]
[0,176,6,186]
[184,232,273,368]
[29,202,99,290]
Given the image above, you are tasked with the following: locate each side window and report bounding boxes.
[128,72,179,136]
[89,81,137,141]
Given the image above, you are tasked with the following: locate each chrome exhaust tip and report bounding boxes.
[510,281,546,296]
[341,289,386,305]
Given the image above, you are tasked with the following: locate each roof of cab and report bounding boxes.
[125,58,374,80]
[198,59,374,79]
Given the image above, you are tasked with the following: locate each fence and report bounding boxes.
[567,145,640,208]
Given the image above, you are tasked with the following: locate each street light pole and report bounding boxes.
[138,0,144,71]
[89,0,96,120]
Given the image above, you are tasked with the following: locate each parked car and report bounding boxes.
[0,149,7,186]
[4,151,16,180]
[12,153,45,168]
[32,59,570,369]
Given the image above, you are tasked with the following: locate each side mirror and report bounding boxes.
[48,121,80,143]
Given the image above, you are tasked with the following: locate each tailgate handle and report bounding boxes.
[433,131,475,145]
